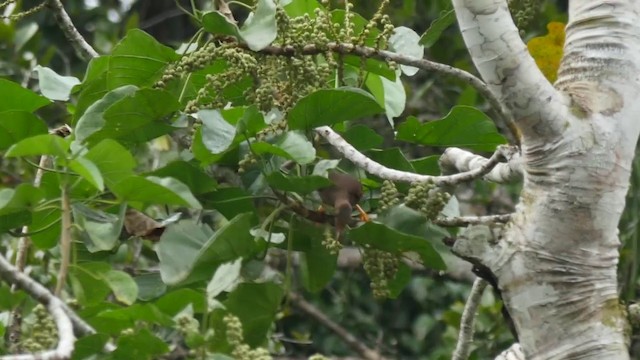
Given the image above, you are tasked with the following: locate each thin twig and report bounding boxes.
[46,0,98,61]
[434,214,512,227]
[289,292,386,360]
[54,186,72,296]
[452,278,488,360]
[317,126,509,185]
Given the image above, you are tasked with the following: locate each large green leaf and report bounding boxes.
[149,161,217,195]
[0,111,48,150]
[274,131,316,164]
[294,220,337,293]
[111,329,169,359]
[199,109,237,154]
[135,273,167,301]
[69,156,104,191]
[84,139,136,188]
[365,73,406,126]
[0,184,44,233]
[0,78,50,112]
[77,87,179,145]
[75,85,138,142]
[85,88,179,144]
[224,282,283,346]
[367,148,415,172]
[266,172,331,194]
[420,9,456,48]
[201,187,256,219]
[283,0,320,17]
[396,106,507,151]
[202,0,277,51]
[389,26,424,76]
[34,65,80,101]
[343,125,383,151]
[74,29,179,120]
[72,203,125,253]
[69,262,112,306]
[155,288,207,315]
[348,206,446,270]
[288,88,383,130]
[240,0,278,51]
[5,134,69,157]
[158,213,257,285]
[103,270,139,306]
[112,176,201,208]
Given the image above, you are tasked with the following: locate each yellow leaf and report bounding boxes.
[527,22,565,82]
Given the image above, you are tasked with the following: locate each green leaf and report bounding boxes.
[348,206,446,270]
[0,78,50,112]
[275,131,316,164]
[199,109,237,154]
[104,270,139,306]
[0,111,48,150]
[5,134,69,157]
[149,161,217,195]
[420,9,456,48]
[111,329,169,359]
[343,125,383,151]
[411,155,441,175]
[34,65,81,101]
[85,88,179,144]
[201,11,242,38]
[158,213,257,285]
[367,148,415,172]
[389,26,424,76]
[75,29,179,120]
[283,0,320,17]
[266,172,332,194]
[72,333,110,360]
[135,273,167,301]
[288,88,383,130]
[207,258,242,300]
[365,73,406,126]
[251,141,294,159]
[295,220,337,292]
[72,203,125,252]
[201,188,255,219]
[69,262,112,306]
[112,176,201,208]
[225,282,283,346]
[75,85,138,143]
[155,288,206,315]
[84,139,136,188]
[235,105,266,136]
[240,0,278,51]
[396,106,507,151]
[0,184,44,233]
[387,262,412,298]
[69,157,105,191]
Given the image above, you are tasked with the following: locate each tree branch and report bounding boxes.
[317,126,512,185]
[254,42,518,142]
[288,292,386,360]
[46,0,98,61]
[494,343,525,360]
[452,278,488,360]
[54,186,72,296]
[434,214,512,227]
[439,147,522,184]
[0,253,103,340]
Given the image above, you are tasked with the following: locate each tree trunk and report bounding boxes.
[451,1,640,358]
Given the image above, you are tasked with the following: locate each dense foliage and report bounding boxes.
[8,1,634,360]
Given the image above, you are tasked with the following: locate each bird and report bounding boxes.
[317,171,369,237]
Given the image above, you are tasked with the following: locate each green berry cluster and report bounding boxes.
[155,43,218,89]
[308,354,330,360]
[363,248,399,299]
[20,304,58,353]
[238,152,259,174]
[508,0,542,33]
[224,314,272,360]
[378,180,400,212]
[404,181,451,220]
[322,226,342,255]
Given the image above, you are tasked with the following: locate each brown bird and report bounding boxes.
[318,171,369,236]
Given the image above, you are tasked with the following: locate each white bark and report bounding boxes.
[452,0,640,358]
